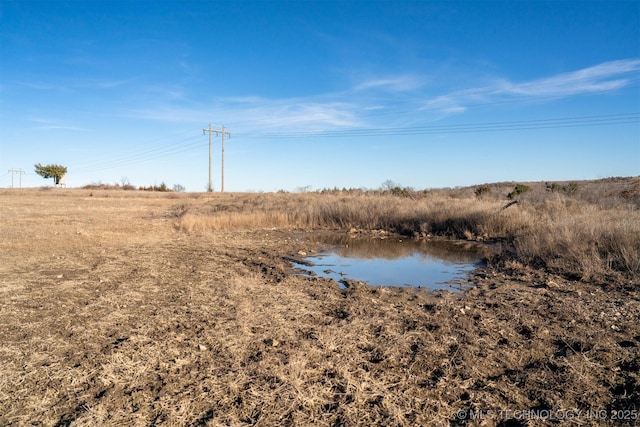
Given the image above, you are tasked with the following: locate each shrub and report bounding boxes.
[390,186,412,198]
[474,185,491,198]
[565,181,579,194]
[139,183,172,192]
[546,182,579,195]
[546,182,563,193]
[507,184,532,199]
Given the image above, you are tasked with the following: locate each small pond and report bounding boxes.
[294,234,487,292]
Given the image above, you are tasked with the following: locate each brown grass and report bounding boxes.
[511,198,640,281]
[176,180,640,283]
[1,180,638,426]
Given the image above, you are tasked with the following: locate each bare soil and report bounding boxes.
[0,190,638,426]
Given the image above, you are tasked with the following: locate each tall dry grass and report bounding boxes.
[510,198,640,281]
[178,193,510,235]
[178,189,639,283]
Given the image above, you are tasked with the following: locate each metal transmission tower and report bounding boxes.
[8,169,25,188]
[202,123,231,192]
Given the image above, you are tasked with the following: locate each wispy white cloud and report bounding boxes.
[419,58,640,115]
[126,59,640,133]
[124,105,211,124]
[140,84,186,101]
[27,117,88,132]
[34,125,88,131]
[17,78,132,92]
[90,79,131,89]
[498,59,640,97]
[353,75,423,92]
[127,96,363,133]
[363,105,386,111]
[17,81,68,91]
[224,97,361,130]
[419,95,468,115]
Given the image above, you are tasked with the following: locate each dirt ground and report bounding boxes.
[1,190,638,426]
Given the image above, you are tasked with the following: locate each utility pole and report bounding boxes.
[8,169,25,188]
[201,123,231,192]
[217,125,231,193]
[202,123,215,192]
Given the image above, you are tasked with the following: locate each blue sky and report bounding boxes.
[1,1,638,192]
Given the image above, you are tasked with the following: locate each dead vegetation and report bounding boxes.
[0,178,638,426]
[178,177,640,284]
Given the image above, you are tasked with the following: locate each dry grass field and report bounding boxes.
[1,178,638,426]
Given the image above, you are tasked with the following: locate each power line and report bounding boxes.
[74,134,202,173]
[61,71,640,177]
[238,112,639,139]
[351,83,640,120]
[219,74,640,129]
[61,111,637,181]
[74,133,199,170]
[215,72,640,138]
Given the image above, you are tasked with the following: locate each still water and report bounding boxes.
[295,234,486,291]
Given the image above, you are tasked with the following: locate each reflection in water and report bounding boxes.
[296,234,487,291]
[317,234,483,263]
